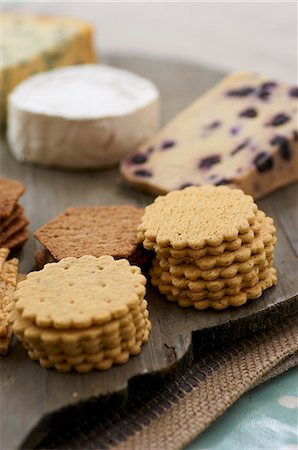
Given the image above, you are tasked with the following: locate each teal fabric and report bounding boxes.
[186,367,298,450]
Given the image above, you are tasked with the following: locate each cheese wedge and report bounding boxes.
[7,65,160,168]
[120,72,298,199]
[0,13,96,124]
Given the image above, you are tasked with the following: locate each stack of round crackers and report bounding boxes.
[138,186,277,310]
[9,255,151,372]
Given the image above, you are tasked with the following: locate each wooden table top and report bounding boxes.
[1,55,297,450]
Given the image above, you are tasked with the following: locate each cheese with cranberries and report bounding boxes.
[121,72,298,199]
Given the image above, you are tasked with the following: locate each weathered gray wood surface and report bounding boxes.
[1,55,297,450]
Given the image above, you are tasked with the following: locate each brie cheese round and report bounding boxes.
[8,64,160,168]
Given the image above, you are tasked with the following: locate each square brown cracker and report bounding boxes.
[35,249,57,270]
[34,205,150,266]
[0,177,25,219]
[0,214,29,245]
[1,229,29,251]
[0,204,24,230]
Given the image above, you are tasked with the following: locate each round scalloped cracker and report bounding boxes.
[151,261,269,293]
[24,323,150,366]
[153,245,274,282]
[13,309,150,356]
[163,216,275,270]
[151,264,273,301]
[10,298,149,350]
[155,211,274,260]
[138,186,258,250]
[22,322,150,357]
[164,268,277,310]
[13,255,146,329]
[25,326,151,373]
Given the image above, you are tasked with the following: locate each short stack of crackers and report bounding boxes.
[9,255,151,372]
[138,186,277,310]
[0,177,28,251]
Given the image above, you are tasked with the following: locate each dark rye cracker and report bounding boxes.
[34,205,150,265]
[35,249,57,270]
[0,177,25,218]
[0,215,29,245]
[0,204,24,230]
[1,229,29,251]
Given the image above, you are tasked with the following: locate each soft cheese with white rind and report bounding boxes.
[120,72,298,199]
[0,13,96,124]
[8,65,160,168]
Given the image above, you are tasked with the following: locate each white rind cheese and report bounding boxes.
[8,65,160,168]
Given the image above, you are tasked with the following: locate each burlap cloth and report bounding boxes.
[38,316,298,450]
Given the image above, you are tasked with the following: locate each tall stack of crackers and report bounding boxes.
[138,186,277,310]
[9,255,151,372]
[0,177,28,251]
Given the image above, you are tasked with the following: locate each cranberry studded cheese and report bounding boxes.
[121,72,298,199]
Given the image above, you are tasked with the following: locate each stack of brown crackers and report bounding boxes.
[138,186,277,310]
[0,248,19,354]
[9,255,151,372]
[34,205,150,269]
[0,177,28,251]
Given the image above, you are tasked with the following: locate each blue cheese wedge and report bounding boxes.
[121,72,298,199]
[0,13,96,124]
[7,65,160,168]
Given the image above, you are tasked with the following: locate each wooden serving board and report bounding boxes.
[1,55,297,450]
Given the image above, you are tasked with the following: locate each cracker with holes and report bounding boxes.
[138,186,258,250]
[34,205,151,269]
[9,255,151,372]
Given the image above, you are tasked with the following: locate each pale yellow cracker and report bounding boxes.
[152,265,273,301]
[153,245,274,282]
[10,298,150,351]
[25,323,150,367]
[163,268,277,310]
[14,255,146,329]
[138,186,258,250]
[155,211,276,264]
[0,256,18,353]
[164,216,275,270]
[15,306,150,356]
[0,248,10,271]
[23,323,150,357]
[156,210,269,259]
[25,325,151,373]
